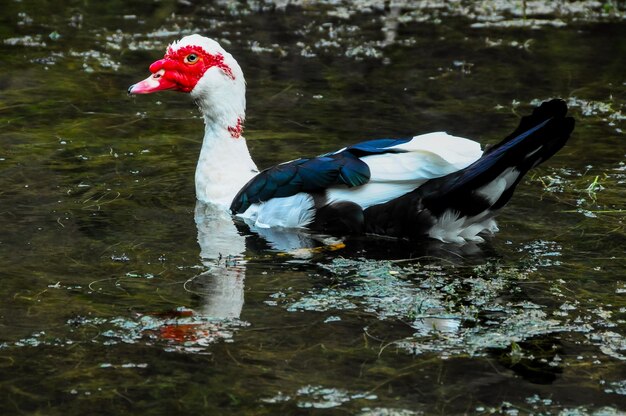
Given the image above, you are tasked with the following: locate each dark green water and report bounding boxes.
[1,1,625,415]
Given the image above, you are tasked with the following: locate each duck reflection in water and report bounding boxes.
[151,202,250,350]
[189,200,497,329]
[193,201,247,320]
[192,199,341,315]
[159,201,329,349]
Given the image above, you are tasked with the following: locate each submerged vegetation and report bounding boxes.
[0,0,625,414]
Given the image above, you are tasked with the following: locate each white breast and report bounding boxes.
[237,192,316,229]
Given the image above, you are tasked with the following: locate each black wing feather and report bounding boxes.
[230,137,414,214]
[230,152,370,213]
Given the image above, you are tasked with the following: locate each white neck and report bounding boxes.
[192,76,258,208]
[195,120,258,209]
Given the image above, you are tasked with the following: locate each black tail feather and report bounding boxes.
[363,99,575,239]
[485,99,570,155]
[423,99,574,215]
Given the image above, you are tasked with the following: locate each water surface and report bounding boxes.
[1,1,625,414]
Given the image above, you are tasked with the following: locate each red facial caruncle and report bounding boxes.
[128,45,235,95]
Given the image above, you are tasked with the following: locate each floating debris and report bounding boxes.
[275,250,619,359]
[471,18,567,29]
[604,379,626,396]
[588,331,626,361]
[296,385,377,409]
[324,315,342,323]
[358,408,422,416]
[4,35,47,47]
[68,49,121,72]
[111,253,130,262]
[531,97,625,134]
[261,385,377,409]
[260,391,291,404]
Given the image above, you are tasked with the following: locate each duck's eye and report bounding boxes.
[184,53,199,64]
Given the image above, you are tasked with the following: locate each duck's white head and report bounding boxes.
[129,35,246,135]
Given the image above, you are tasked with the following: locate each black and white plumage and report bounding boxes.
[129,35,575,244]
[232,99,574,243]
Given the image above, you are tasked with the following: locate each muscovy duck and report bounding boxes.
[128,34,575,244]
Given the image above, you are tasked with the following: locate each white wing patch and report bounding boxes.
[388,132,483,168]
[327,132,483,209]
[475,167,520,205]
[326,182,422,210]
[237,192,315,229]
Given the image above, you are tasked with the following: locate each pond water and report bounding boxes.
[1,1,625,415]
